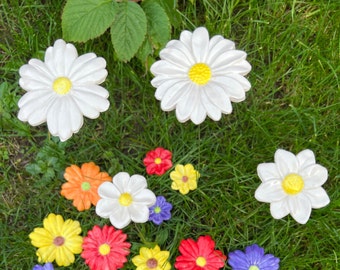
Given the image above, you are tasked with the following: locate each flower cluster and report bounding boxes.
[23,27,330,270]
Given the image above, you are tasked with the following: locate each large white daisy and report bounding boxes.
[18,39,110,141]
[96,172,156,229]
[255,149,330,224]
[150,27,251,124]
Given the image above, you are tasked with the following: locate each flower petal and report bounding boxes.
[296,149,316,170]
[160,80,191,111]
[109,207,131,229]
[150,60,187,77]
[70,57,107,84]
[270,198,290,219]
[98,182,120,199]
[255,181,286,203]
[175,85,197,122]
[303,187,330,209]
[71,87,110,114]
[112,172,130,193]
[204,84,233,114]
[274,149,299,177]
[129,204,150,223]
[128,175,147,194]
[133,189,156,206]
[288,194,312,224]
[191,27,210,62]
[210,76,245,102]
[302,164,328,188]
[96,198,118,218]
[190,97,207,124]
[207,38,235,65]
[257,163,281,182]
[201,92,222,121]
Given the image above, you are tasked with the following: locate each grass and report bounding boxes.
[1,0,339,269]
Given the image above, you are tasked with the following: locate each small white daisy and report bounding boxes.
[255,149,330,224]
[96,172,156,229]
[150,26,251,124]
[18,39,110,141]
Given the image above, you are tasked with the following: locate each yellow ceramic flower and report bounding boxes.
[170,164,200,194]
[132,245,171,270]
[29,213,83,266]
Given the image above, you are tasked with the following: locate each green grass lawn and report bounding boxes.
[1,0,339,269]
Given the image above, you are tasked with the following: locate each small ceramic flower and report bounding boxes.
[228,244,280,270]
[170,164,200,194]
[149,196,173,225]
[29,213,83,267]
[17,39,110,141]
[61,162,111,211]
[175,235,226,270]
[95,172,156,229]
[150,26,251,124]
[32,263,54,270]
[132,245,171,270]
[255,149,330,224]
[143,147,173,175]
[81,225,131,270]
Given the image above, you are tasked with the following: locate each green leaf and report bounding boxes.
[155,0,180,28]
[142,0,171,49]
[136,37,153,63]
[110,1,147,61]
[62,0,118,42]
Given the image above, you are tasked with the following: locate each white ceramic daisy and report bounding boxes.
[255,149,330,224]
[150,26,251,124]
[96,172,156,229]
[18,39,110,141]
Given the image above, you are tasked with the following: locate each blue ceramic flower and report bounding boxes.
[228,244,280,270]
[149,196,172,225]
[33,262,54,270]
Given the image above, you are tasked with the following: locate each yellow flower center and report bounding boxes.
[282,173,304,195]
[53,236,65,247]
[154,157,162,164]
[196,256,207,267]
[154,206,161,214]
[53,77,72,95]
[81,181,91,191]
[188,63,212,85]
[99,243,111,255]
[119,193,133,206]
[249,266,259,270]
[146,258,158,269]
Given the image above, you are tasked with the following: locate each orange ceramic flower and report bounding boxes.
[61,162,111,211]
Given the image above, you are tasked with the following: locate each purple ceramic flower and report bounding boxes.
[149,196,172,225]
[228,244,280,270]
[33,263,54,270]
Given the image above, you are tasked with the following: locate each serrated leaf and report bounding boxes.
[155,0,180,28]
[136,37,153,63]
[142,0,171,49]
[62,0,118,42]
[110,1,147,62]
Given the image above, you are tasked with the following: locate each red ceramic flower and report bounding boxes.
[174,235,226,270]
[81,225,131,270]
[143,147,173,175]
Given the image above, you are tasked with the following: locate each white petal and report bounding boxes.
[160,47,194,68]
[270,199,290,219]
[206,38,235,65]
[226,74,251,91]
[274,149,299,178]
[17,90,54,120]
[302,164,328,188]
[70,57,107,84]
[73,84,109,98]
[98,181,120,199]
[129,204,150,223]
[201,92,222,121]
[215,61,251,76]
[19,77,51,92]
[133,189,156,205]
[127,174,147,194]
[150,60,187,76]
[175,85,197,122]
[257,163,281,182]
[208,35,225,51]
[72,87,110,113]
[288,194,312,224]
[109,207,131,229]
[20,60,54,83]
[96,198,117,218]
[160,80,191,111]
[304,187,330,209]
[165,39,195,64]
[190,97,207,124]
[191,27,210,62]
[210,50,247,70]
[296,149,316,170]
[67,53,96,77]
[63,43,78,75]
[204,84,232,113]
[45,98,62,136]
[210,76,245,102]
[112,172,130,193]
[255,181,286,203]
[179,30,193,47]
